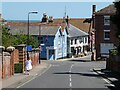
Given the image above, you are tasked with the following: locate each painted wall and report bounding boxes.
[40,27,67,60]
[54,27,67,59]
[40,36,54,59]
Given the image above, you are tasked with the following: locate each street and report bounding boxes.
[16,56,110,89]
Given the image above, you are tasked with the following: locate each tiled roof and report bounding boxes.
[54,18,91,33]
[95,4,116,15]
[8,22,60,36]
[68,24,88,38]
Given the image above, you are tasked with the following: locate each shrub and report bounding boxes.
[14,63,23,73]
[110,49,119,56]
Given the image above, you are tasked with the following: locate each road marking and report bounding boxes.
[92,69,115,87]
[69,82,72,87]
[103,78,115,87]
[70,64,74,72]
[16,64,51,88]
[70,78,72,82]
[69,64,73,89]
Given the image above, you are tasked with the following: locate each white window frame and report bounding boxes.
[104,30,110,40]
[104,16,110,25]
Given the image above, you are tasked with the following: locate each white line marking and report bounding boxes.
[69,75,71,78]
[70,78,72,82]
[70,64,74,72]
[69,82,72,87]
[16,64,51,88]
[103,78,111,84]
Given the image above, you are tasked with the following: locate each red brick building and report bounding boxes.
[95,4,119,60]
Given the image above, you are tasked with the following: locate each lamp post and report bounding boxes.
[27,11,38,60]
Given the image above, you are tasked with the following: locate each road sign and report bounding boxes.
[26,45,32,51]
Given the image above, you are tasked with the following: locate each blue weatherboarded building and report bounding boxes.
[40,24,68,60]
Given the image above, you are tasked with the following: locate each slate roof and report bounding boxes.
[8,22,88,37]
[68,24,89,38]
[8,22,60,36]
[95,4,116,15]
[40,26,60,36]
[54,18,91,33]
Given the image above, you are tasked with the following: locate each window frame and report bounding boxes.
[104,15,110,26]
[104,30,110,40]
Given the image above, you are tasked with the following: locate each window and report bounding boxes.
[71,39,73,45]
[104,16,110,25]
[79,37,83,43]
[104,30,110,40]
[85,37,87,43]
[75,39,77,44]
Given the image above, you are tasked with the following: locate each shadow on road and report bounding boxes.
[94,69,120,90]
[53,71,101,78]
[68,59,91,62]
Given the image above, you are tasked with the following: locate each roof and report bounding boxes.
[95,4,116,15]
[68,24,89,38]
[54,18,91,33]
[8,22,60,36]
[40,25,60,36]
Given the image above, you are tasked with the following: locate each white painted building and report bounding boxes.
[67,24,89,57]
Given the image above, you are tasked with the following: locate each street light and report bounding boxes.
[27,11,38,60]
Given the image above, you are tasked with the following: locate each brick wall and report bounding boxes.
[95,15,104,59]
[30,52,39,67]
[2,52,11,79]
[95,14,119,60]
[13,49,19,64]
[1,49,19,79]
[1,49,39,79]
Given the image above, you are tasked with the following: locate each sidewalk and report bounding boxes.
[57,54,92,62]
[93,68,120,90]
[2,61,51,89]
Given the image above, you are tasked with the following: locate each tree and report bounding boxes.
[111,1,120,54]
[2,25,39,48]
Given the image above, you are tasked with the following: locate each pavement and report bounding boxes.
[93,68,120,90]
[2,61,51,89]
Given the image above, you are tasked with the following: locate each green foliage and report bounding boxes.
[2,25,39,48]
[110,49,119,55]
[14,63,23,73]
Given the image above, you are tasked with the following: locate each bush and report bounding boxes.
[110,49,119,56]
[14,63,23,73]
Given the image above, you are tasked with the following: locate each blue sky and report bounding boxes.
[1,1,114,20]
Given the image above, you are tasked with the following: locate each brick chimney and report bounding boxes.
[41,13,48,23]
[65,15,70,28]
[92,5,96,29]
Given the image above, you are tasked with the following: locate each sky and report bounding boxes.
[1,0,115,20]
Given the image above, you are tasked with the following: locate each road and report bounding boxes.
[17,56,110,89]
